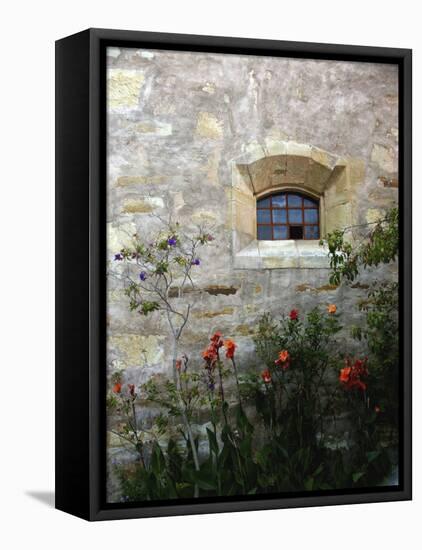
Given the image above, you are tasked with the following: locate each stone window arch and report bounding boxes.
[230,140,363,269]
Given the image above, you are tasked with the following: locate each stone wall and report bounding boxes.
[106,47,399,497]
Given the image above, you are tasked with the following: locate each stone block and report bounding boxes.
[366,208,385,224]
[195,111,224,139]
[122,197,164,214]
[108,334,165,367]
[116,176,167,187]
[107,222,137,252]
[134,121,172,136]
[107,69,145,109]
[193,307,235,319]
[371,143,396,173]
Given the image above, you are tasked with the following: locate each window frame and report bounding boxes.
[256,192,320,241]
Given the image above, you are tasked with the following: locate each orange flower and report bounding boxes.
[275,349,290,370]
[274,349,290,370]
[339,366,352,384]
[279,350,290,363]
[202,345,217,365]
[261,369,272,384]
[327,304,337,314]
[175,359,182,371]
[112,382,122,394]
[224,339,237,359]
[339,358,368,391]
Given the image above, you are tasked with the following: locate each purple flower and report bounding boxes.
[208,382,215,391]
[191,258,201,266]
[167,237,177,247]
[207,234,214,242]
[139,271,147,281]
[114,253,123,261]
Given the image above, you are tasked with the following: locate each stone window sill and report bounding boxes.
[234,240,330,270]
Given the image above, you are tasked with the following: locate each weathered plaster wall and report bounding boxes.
[106,47,399,494]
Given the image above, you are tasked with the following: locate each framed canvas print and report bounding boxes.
[55,28,412,521]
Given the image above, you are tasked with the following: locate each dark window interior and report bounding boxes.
[290,226,304,239]
[257,192,320,240]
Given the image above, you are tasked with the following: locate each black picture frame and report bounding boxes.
[55,28,412,521]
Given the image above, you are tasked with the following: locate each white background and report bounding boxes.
[0,0,419,548]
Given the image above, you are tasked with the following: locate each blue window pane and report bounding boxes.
[257,197,270,208]
[257,225,272,240]
[274,226,288,239]
[304,197,317,207]
[288,209,303,223]
[304,225,319,239]
[287,194,302,207]
[272,209,287,223]
[257,210,271,224]
[304,209,318,223]
[272,194,286,207]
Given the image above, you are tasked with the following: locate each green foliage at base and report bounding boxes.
[110,307,396,502]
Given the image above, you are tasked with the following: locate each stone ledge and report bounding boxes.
[234,240,330,270]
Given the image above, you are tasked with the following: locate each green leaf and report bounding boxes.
[352,472,365,483]
[206,428,219,456]
[236,405,254,436]
[366,451,380,463]
[196,479,216,491]
[193,470,217,491]
[150,442,166,477]
[312,464,324,478]
[304,477,314,491]
[239,437,252,458]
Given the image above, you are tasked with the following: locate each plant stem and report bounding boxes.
[217,361,225,403]
[172,339,200,497]
[231,358,242,407]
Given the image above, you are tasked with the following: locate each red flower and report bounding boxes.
[210,332,224,348]
[261,369,272,384]
[339,357,368,391]
[175,359,182,371]
[112,382,122,394]
[275,349,290,370]
[128,384,136,397]
[289,309,299,321]
[224,339,237,359]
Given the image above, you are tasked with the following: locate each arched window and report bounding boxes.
[257,192,320,240]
